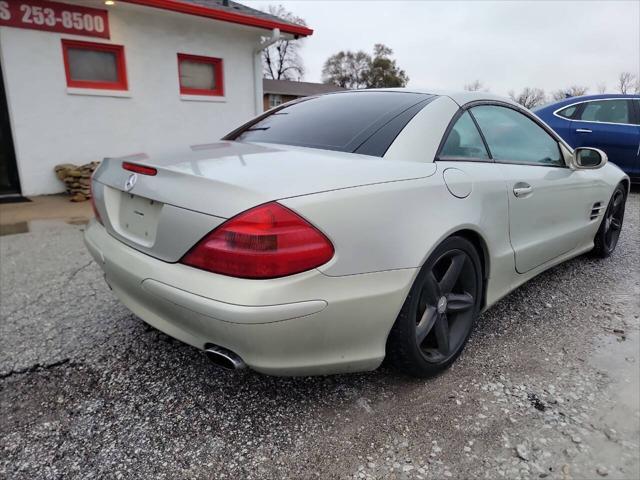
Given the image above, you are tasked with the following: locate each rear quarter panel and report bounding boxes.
[280,161,515,307]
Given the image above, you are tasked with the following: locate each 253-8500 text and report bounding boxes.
[0,0,110,38]
[0,1,105,32]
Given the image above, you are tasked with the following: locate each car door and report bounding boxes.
[469,104,604,274]
[571,98,640,177]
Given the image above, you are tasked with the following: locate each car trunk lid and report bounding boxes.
[92,141,436,261]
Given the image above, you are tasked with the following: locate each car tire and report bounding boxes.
[593,183,627,258]
[387,236,482,378]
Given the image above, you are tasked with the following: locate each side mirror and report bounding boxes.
[572,147,608,169]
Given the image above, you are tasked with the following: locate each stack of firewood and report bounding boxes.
[54,161,100,202]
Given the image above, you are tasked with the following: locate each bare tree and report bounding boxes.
[262,5,306,80]
[508,87,546,109]
[596,83,607,94]
[365,44,409,88]
[617,72,636,94]
[464,80,486,92]
[551,90,568,101]
[321,50,371,89]
[322,44,408,89]
[551,85,588,101]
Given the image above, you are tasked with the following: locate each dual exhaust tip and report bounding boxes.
[205,345,246,370]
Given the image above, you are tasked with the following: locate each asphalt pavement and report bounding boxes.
[1,192,639,480]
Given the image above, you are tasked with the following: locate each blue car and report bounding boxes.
[534,94,640,182]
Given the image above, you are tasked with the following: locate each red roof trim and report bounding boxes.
[120,0,313,36]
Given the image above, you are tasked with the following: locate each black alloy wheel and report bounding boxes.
[594,184,627,258]
[387,236,482,377]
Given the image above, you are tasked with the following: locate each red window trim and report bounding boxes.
[178,53,224,97]
[61,39,128,91]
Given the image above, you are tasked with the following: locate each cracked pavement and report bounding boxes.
[1,193,639,479]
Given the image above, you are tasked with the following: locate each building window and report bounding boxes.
[62,40,128,90]
[178,53,224,96]
[269,94,283,108]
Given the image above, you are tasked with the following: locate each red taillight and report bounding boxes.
[89,177,103,225]
[181,202,334,279]
[122,161,157,176]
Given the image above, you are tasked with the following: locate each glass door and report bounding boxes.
[0,62,21,195]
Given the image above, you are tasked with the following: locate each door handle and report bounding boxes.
[513,183,533,197]
[576,128,592,133]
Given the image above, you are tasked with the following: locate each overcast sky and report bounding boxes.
[247,0,640,96]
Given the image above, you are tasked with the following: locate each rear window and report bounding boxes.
[556,105,578,119]
[226,91,432,154]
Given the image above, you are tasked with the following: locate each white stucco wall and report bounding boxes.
[0,3,264,195]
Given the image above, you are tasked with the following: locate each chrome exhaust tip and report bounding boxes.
[204,345,246,370]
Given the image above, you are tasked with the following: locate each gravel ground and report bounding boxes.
[1,192,638,480]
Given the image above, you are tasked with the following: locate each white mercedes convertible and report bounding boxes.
[85,90,629,377]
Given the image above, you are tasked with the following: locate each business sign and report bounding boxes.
[0,0,110,39]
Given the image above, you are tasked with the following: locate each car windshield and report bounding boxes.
[226,91,431,154]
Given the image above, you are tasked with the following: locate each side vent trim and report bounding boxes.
[590,201,605,221]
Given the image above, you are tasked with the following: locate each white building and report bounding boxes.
[0,0,312,197]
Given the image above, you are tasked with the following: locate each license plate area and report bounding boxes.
[117,192,163,247]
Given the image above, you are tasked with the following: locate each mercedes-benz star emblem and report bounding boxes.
[124,173,137,192]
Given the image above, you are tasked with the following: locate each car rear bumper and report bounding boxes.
[84,220,417,376]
